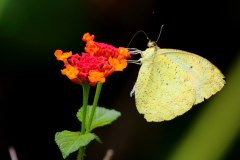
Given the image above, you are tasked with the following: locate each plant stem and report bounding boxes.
[87,82,103,132]
[78,83,90,160]
[77,147,86,160]
[80,83,90,133]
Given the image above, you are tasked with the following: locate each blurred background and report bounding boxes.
[0,0,239,160]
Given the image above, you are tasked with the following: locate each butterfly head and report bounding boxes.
[147,41,157,48]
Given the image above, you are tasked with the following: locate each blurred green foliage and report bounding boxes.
[0,0,7,21]
[0,0,89,69]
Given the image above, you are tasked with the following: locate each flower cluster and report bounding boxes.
[54,33,130,86]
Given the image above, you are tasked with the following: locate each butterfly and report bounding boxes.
[129,40,225,122]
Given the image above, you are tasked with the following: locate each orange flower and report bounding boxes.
[82,32,95,42]
[84,41,99,56]
[88,71,105,85]
[61,65,79,80]
[54,50,72,64]
[108,57,128,71]
[117,47,131,59]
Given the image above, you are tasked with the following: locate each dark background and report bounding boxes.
[0,0,239,160]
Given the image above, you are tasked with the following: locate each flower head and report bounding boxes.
[54,33,130,86]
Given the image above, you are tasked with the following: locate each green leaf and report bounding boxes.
[77,105,121,131]
[55,130,96,159]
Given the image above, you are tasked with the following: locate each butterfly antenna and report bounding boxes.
[127,30,150,48]
[156,24,164,43]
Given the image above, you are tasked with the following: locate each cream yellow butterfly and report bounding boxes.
[129,37,225,122]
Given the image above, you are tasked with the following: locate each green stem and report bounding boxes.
[80,83,90,133]
[78,83,90,160]
[87,82,103,132]
[77,147,86,160]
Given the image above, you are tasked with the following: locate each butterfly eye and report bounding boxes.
[147,41,157,48]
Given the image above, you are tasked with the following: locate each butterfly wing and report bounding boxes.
[160,49,225,105]
[135,48,196,122]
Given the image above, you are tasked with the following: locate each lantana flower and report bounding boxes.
[54,33,131,86]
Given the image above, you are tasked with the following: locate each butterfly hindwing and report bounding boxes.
[160,49,225,104]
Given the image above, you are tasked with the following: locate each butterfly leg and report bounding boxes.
[127,48,142,64]
[127,60,141,65]
[127,48,143,55]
